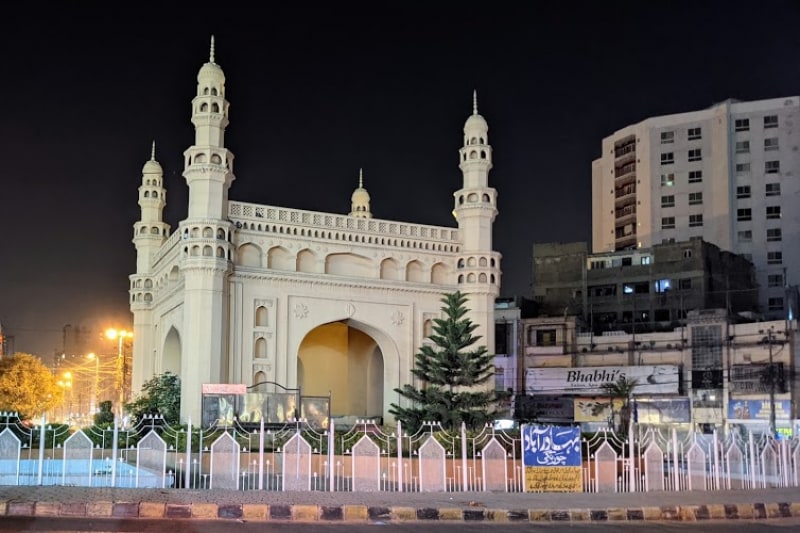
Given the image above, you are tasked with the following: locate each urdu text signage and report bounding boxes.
[526,366,679,395]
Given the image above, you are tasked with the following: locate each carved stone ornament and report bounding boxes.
[391,310,405,326]
[294,303,309,319]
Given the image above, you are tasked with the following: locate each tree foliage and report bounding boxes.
[0,353,63,419]
[602,376,638,435]
[125,372,181,425]
[390,291,498,432]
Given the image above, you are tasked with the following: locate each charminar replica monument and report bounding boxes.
[129,38,500,424]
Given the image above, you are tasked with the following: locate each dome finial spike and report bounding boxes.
[473,90,478,115]
[210,35,215,63]
[151,140,156,161]
[359,168,363,189]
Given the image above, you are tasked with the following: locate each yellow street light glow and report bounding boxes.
[105,328,133,340]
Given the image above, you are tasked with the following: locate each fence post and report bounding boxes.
[186,417,193,490]
[37,415,45,485]
[671,428,679,491]
[628,424,635,492]
[255,417,263,491]
[396,420,403,492]
[327,419,334,492]
[748,431,757,488]
[461,422,468,491]
[111,417,119,486]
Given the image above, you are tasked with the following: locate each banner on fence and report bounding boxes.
[522,425,582,492]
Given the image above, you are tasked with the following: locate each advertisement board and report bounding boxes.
[727,400,791,421]
[522,425,582,492]
[526,366,679,395]
[635,398,691,424]
[573,397,623,423]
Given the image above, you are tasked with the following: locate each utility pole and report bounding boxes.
[767,327,776,438]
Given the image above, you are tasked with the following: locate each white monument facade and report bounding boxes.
[129,39,500,424]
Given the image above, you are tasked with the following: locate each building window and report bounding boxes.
[735,118,750,132]
[768,297,784,311]
[590,260,606,270]
[661,195,675,208]
[661,152,674,165]
[764,115,778,129]
[735,163,750,173]
[737,208,752,221]
[661,131,674,144]
[661,216,675,229]
[689,214,703,227]
[689,192,703,205]
[536,329,557,347]
[641,256,651,265]
[768,274,784,287]
[683,249,693,258]
[737,230,752,242]
[765,183,781,196]
[688,148,702,162]
[678,278,692,289]
[764,137,779,151]
[688,127,702,140]
[765,160,780,174]
[767,251,783,265]
[661,173,675,186]
[766,206,781,219]
[766,228,782,242]
[736,185,751,199]
[735,140,750,154]
[688,170,703,183]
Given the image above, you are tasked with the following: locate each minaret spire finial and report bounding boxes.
[151,140,156,161]
[359,168,363,188]
[473,90,478,115]
[210,35,215,63]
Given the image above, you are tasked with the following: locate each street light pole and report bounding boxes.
[87,353,99,417]
[106,329,133,422]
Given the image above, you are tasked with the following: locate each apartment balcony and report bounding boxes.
[614,205,636,225]
[615,186,636,206]
[615,233,637,249]
[614,142,636,160]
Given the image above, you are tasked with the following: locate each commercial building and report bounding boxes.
[591,97,800,320]
[495,311,797,435]
[532,238,758,333]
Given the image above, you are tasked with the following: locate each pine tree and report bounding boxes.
[390,291,498,432]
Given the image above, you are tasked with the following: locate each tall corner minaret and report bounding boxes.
[349,168,372,218]
[178,36,236,423]
[453,91,501,354]
[130,141,169,395]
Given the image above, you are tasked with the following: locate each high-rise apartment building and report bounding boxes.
[592,97,800,320]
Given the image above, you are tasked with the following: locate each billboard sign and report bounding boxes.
[526,366,679,395]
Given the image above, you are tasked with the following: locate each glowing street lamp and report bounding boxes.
[105,328,133,419]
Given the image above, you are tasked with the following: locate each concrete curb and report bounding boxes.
[2,500,800,522]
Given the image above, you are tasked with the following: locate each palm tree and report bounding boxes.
[602,376,638,435]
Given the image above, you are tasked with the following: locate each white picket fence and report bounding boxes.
[0,412,796,493]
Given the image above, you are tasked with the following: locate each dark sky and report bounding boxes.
[2,2,799,357]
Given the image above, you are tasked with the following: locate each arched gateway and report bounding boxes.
[129,37,500,425]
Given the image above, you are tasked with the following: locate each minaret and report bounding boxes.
[349,168,372,218]
[130,142,170,396]
[453,91,501,354]
[178,36,236,423]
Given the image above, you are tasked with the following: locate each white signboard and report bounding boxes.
[525,366,679,395]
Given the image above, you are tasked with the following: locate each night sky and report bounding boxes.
[2,2,799,357]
